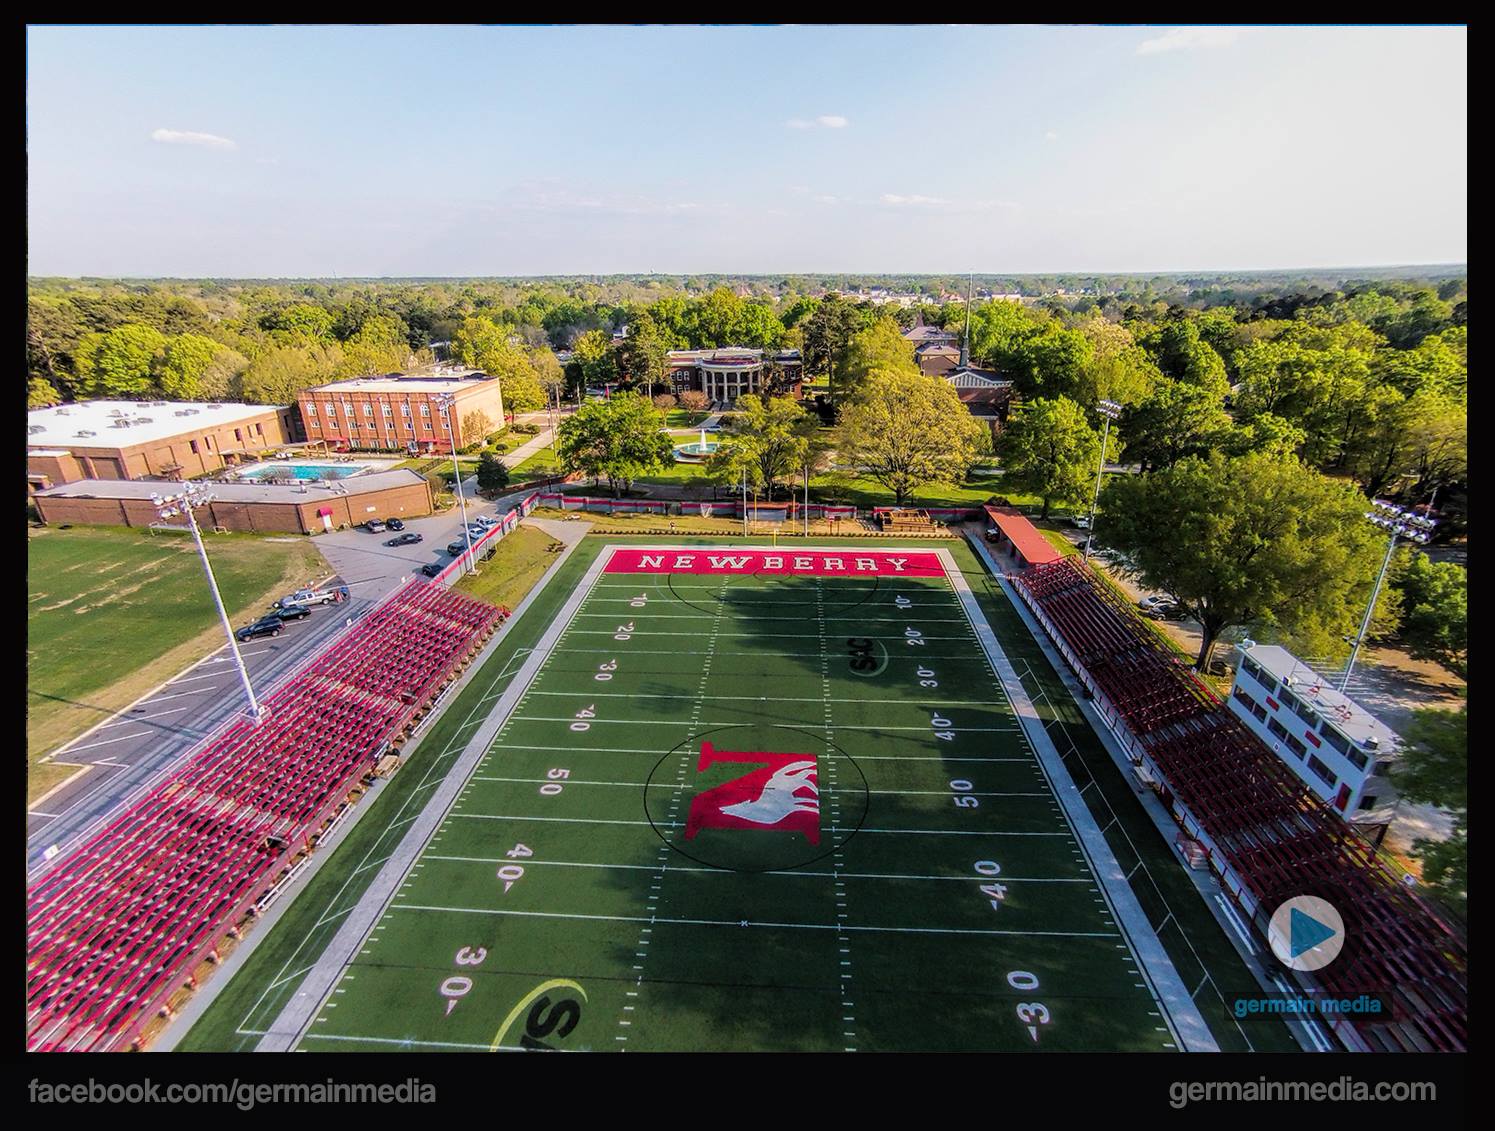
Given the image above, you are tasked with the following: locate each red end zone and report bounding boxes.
[604,548,946,577]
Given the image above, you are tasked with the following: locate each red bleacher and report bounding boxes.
[1015,559,1467,1053]
[26,581,501,1053]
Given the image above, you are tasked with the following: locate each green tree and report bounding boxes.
[614,314,670,394]
[239,342,343,405]
[1098,451,1386,670]
[1010,325,1095,400]
[1392,703,1467,909]
[1139,320,1229,395]
[836,371,988,505]
[572,329,617,388]
[841,317,919,397]
[718,393,821,498]
[476,451,511,497]
[1119,379,1233,471]
[556,394,673,497]
[153,332,247,400]
[1393,554,1467,678]
[73,323,169,398]
[28,376,62,408]
[996,396,1102,518]
[802,293,867,402]
[260,303,335,343]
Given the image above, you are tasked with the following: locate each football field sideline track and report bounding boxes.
[265,545,1215,1052]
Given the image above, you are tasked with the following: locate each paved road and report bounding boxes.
[27,594,373,875]
[27,446,561,878]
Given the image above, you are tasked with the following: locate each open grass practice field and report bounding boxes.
[277,543,1200,1052]
[26,526,327,782]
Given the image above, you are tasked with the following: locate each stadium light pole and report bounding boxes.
[151,484,265,723]
[1340,500,1436,692]
[435,392,477,576]
[1081,399,1123,563]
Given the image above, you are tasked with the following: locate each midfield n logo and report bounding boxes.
[684,741,821,845]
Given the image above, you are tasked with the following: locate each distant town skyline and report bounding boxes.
[27,24,1467,277]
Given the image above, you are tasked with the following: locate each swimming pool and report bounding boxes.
[238,462,372,481]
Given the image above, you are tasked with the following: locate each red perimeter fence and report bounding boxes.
[1014,558,1467,1053]
[26,581,501,1052]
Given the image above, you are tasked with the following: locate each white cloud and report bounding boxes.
[1045,130,1059,142]
[150,127,237,151]
[881,193,949,206]
[786,114,849,129]
[1136,28,1241,55]
[812,194,840,204]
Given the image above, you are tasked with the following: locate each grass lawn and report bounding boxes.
[449,524,568,611]
[26,526,328,786]
[663,409,709,428]
[807,465,1018,510]
[511,448,565,479]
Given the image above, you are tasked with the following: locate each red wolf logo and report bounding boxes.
[683,741,820,845]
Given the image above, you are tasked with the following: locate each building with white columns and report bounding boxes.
[666,348,803,404]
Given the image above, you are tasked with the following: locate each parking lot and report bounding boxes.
[27,590,373,873]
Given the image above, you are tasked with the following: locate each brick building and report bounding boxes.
[297,374,504,455]
[27,400,296,491]
[32,469,434,535]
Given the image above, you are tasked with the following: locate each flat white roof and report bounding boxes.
[28,400,286,450]
[35,468,428,505]
[308,374,494,395]
[1241,644,1401,753]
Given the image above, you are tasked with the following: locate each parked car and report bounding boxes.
[446,539,469,556]
[473,514,498,529]
[1137,594,1183,619]
[277,585,348,609]
[420,562,443,578]
[362,519,387,533]
[385,532,424,547]
[1071,514,1091,530]
[385,518,405,531]
[275,603,312,622]
[236,615,286,641]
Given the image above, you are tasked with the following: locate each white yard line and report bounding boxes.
[253,538,607,1052]
[939,544,1218,1053]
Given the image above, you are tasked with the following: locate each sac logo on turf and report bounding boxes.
[685,742,821,845]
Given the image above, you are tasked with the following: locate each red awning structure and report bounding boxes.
[983,505,1062,568]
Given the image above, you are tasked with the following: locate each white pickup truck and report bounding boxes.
[277,584,350,609]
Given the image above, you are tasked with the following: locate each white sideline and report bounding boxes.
[937,546,1219,1053]
[253,538,610,1051]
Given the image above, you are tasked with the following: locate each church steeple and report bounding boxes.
[959,274,973,367]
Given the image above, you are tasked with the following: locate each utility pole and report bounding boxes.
[1341,500,1436,691]
[803,462,810,537]
[1082,400,1123,563]
[151,485,265,723]
[435,392,477,575]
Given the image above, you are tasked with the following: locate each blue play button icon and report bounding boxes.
[1289,907,1337,958]
[1269,896,1346,971]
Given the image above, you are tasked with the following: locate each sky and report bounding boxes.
[26,24,1467,277]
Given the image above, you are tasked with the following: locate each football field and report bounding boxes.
[288,545,1204,1052]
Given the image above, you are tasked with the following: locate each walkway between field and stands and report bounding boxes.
[251,520,600,1052]
[963,526,1319,1052]
[943,542,1217,1053]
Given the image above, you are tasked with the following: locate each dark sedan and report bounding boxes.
[386,518,405,531]
[384,532,424,547]
[236,615,286,642]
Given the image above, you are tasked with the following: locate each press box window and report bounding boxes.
[1306,755,1337,788]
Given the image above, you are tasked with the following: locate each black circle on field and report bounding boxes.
[643,724,870,873]
[664,568,883,618]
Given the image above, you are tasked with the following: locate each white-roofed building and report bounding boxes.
[27,400,297,490]
[1227,642,1402,832]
